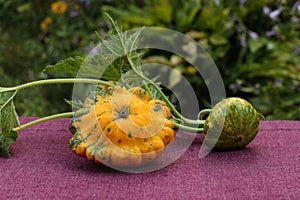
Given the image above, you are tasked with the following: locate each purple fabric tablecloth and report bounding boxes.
[0,118,299,199]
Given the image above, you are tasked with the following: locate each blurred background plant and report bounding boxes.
[0,0,299,119]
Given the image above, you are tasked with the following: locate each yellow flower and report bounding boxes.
[40,22,47,31]
[186,66,197,74]
[40,17,53,31]
[50,1,67,14]
[44,17,53,24]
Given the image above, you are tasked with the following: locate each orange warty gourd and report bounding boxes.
[68,86,174,167]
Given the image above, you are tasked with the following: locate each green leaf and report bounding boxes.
[42,56,84,77]
[209,34,228,45]
[0,130,18,158]
[0,90,20,158]
[42,55,121,80]
[248,38,267,53]
[0,90,19,131]
[87,13,144,81]
[42,14,144,83]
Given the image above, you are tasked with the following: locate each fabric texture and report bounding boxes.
[0,118,299,199]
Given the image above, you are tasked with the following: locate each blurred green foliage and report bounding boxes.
[0,0,300,119]
[0,0,107,116]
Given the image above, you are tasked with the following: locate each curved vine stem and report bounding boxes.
[198,109,212,120]
[2,78,113,93]
[12,112,75,132]
[127,56,203,125]
[172,121,204,133]
[3,78,112,132]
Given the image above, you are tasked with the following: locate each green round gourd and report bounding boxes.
[204,97,260,151]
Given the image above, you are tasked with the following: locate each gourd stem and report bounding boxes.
[182,118,204,125]
[127,56,201,125]
[12,112,75,132]
[198,109,212,120]
[9,78,113,91]
[172,121,204,133]
[171,116,206,128]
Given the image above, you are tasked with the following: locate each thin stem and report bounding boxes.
[173,121,204,133]
[181,118,204,126]
[142,81,152,99]
[198,109,212,120]
[127,57,180,116]
[12,112,75,132]
[10,78,113,91]
[127,56,203,125]
[182,118,205,126]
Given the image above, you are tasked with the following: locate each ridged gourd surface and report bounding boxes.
[68,86,174,167]
[204,97,260,150]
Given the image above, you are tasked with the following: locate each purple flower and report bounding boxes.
[70,10,79,17]
[269,9,282,20]
[265,29,277,37]
[240,33,247,47]
[240,0,246,7]
[171,97,178,105]
[292,1,300,12]
[274,79,281,88]
[214,0,220,6]
[263,6,271,15]
[249,31,258,40]
[293,47,300,56]
[263,6,282,20]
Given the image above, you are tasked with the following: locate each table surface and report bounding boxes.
[0,118,299,200]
